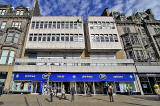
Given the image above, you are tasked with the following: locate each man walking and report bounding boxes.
[60,85,66,100]
[70,85,75,102]
[108,85,114,102]
[50,87,54,102]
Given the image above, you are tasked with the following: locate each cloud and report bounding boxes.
[0,0,159,20]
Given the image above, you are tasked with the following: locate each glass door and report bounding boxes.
[32,82,37,93]
[85,82,94,94]
[76,82,85,94]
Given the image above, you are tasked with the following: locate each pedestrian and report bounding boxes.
[54,86,57,97]
[50,87,54,102]
[0,85,2,96]
[60,85,66,100]
[154,83,160,100]
[70,85,75,102]
[126,85,130,95]
[108,85,114,102]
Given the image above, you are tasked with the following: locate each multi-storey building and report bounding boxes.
[11,14,141,95]
[102,8,160,94]
[0,0,40,92]
[0,4,31,92]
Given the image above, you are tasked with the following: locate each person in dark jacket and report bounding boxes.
[50,87,54,102]
[108,85,114,102]
[70,86,75,102]
[0,85,2,96]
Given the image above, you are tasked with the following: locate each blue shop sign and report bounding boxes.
[13,73,135,81]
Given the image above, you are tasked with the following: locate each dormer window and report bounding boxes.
[16,10,24,15]
[0,9,6,15]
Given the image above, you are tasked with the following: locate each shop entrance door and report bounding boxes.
[63,82,70,94]
[76,82,85,94]
[32,82,40,93]
[148,77,156,94]
[85,82,94,94]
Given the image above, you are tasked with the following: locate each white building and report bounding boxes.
[11,16,141,95]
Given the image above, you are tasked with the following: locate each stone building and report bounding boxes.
[102,8,160,95]
[0,0,40,91]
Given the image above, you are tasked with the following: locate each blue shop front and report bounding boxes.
[11,72,136,94]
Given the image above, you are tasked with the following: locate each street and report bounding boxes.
[0,94,159,106]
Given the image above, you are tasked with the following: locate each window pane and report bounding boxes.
[0,32,3,39]
[1,21,6,29]
[47,34,51,41]
[44,21,48,29]
[33,34,37,41]
[61,34,64,41]
[42,34,46,41]
[65,34,69,41]
[36,22,39,29]
[8,51,15,64]
[52,34,55,41]
[0,50,9,64]
[70,34,73,41]
[52,22,56,29]
[29,34,33,41]
[40,22,44,29]
[74,34,78,42]
[38,34,42,41]
[13,33,19,43]
[31,21,35,29]
[6,32,14,42]
[56,34,60,41]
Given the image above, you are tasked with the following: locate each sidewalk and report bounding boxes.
[0,94,159,106]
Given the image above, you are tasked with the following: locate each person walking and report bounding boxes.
[108,85,114,102]
[70,85,75,102]
[50,87,54,102]
[60,85,66,100]
[0,85,2,96]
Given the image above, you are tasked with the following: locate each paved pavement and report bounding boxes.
[0,94,160,106]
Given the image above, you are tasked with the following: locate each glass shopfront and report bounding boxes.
[139,74,160,95]
[12,73,137,94]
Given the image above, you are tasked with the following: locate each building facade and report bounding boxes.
[10,15,141,95]
[0,4,32,91]
[102,8,160,95]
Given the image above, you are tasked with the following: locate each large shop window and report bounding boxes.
[0,50,15,65]
[6,32,20,43]
[12,81,31,92]
[0,21,7,29]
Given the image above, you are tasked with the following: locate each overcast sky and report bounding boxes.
[0,0,160,20]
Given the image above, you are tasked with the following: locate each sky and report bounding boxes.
[0,0,160,20]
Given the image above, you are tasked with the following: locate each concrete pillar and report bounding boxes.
[4,71,13,92]
[93,82,96,95]
[135,74,144,95]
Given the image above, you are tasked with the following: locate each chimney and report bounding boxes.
[101,8,110,16]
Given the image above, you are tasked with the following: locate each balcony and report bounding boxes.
[13,58,136,73]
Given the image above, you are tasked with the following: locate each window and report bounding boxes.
[35,22,39,29]
[16,10,20,15]
[16,10,24,15]
[44,21,48,29]
[38,34,42,41]
[70,22,73,29]
[6,32,14,42]
[98,21,102,29]
[128,51,134,59]
[0,32,2,39]
[33,34,37,41]
[61,34,64,41]
[13,33,19,43]
[77,22,82,29]
[61,22,65,29]
[65,34,69,41]
[29,34,33,41]
[0,50,9,64]
[113,34,118,42]
[70,34,73,41]
[141,29,146,35]
[102,22,106,29]
[136,51,141,60]
[57,22,60,29]
[123,27,130,33]
[20,10,24,15]
[48,21,52,29]
[42,34,46,41]
[95,34,100,42]
[90,34,95,42]
[31,21,35,29]
[104,34,109,42]
[78,34,83,42]
[65,22,69,29]
[0,9,6,15]
[40,22,44,29]
[8,51,15,64]
[52,34,55,41]
[74,22,77,29]
[109,34,114,42]
[74,34,78,42]
[90,22,94,29]
[1,21,6,29]
[100,34,105,42]
[52,22,56,29]
[12,22,21,29]
[47,34,51,41]
[56,34,60,41]
[124,36,130,45]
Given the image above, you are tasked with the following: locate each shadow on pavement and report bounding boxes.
[132,96,160,101]
[24,96,30,106]
[45,98,50,102]
[123,102,150,106]
[91,97,109,102]
[36,96,41,106]
[0,102,4,105]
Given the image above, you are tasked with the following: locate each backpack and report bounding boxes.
[108,87,111,93]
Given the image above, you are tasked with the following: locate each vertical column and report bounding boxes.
[75,82,77,94]
[84,82,86,95]
[135,74,144,95]
[93,82,96,95]
[4,71,13,92]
